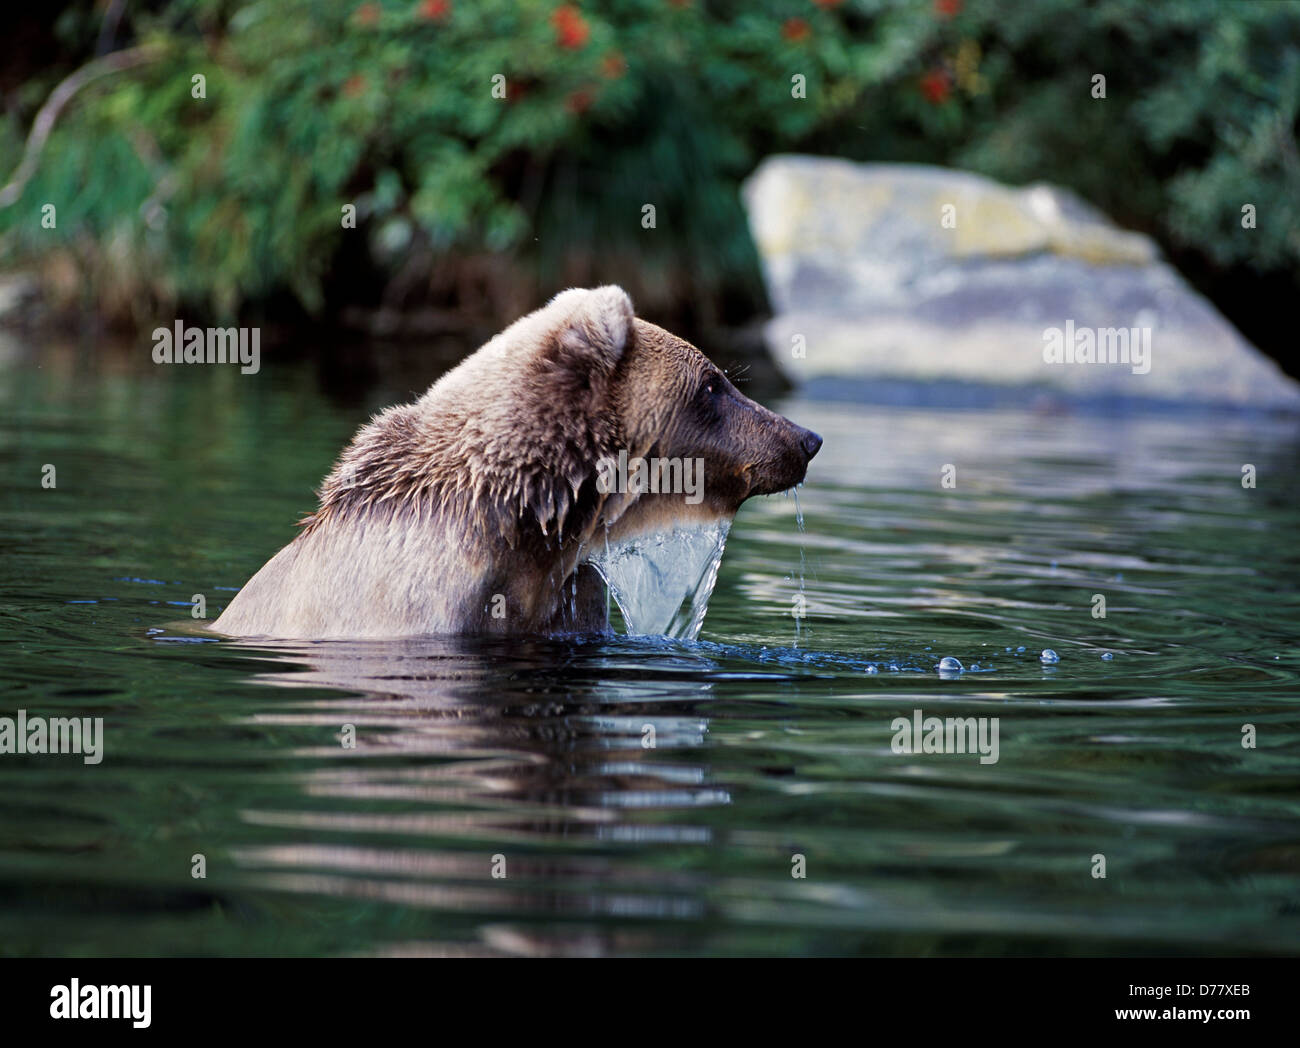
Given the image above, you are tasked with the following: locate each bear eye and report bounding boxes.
[695,377,723,414]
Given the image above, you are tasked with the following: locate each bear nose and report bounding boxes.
[801,430,823,460]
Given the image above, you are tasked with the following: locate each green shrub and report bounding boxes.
[0,0,1296,346]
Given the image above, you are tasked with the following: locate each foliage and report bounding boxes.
[0,0,1297,339]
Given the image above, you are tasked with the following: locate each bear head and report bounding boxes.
[508,285,822,545]
[308,285,820,558]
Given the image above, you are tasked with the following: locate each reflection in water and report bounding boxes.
[228,636,725,955]
[3,339,1300,956]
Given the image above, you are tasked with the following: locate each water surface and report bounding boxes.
[2,337,1298,956]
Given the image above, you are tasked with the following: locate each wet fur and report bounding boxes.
[213,287,819,639]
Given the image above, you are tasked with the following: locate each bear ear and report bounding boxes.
[550,285,634,376]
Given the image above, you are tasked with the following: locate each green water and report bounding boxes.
[2,338,1299,957]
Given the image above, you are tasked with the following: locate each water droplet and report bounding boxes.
[1040,649,1060,664]
[1101,652,1114,661]
[866,665,878,675]
[938,656,963,672]
[1016,646,1026,653]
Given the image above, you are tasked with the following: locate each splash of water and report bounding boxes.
[793,487,807,646]
[587,520,732,640]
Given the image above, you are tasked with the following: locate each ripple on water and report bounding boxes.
[3,358,1300,957]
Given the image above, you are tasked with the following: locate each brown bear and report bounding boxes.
[212,286,821,638]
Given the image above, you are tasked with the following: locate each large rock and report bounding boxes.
[743,156,1300,410]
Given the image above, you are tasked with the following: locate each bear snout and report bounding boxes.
[745,419,822,497]
[799,428,824,461]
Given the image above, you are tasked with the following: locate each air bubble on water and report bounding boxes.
[1005,646,1012,652]
[938,657,963,672]
[970,663,980,670]
[1101,652,1114,661]
[1016,646,1026,653]
[866,665,878,675]
[1040,649,1060,664]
